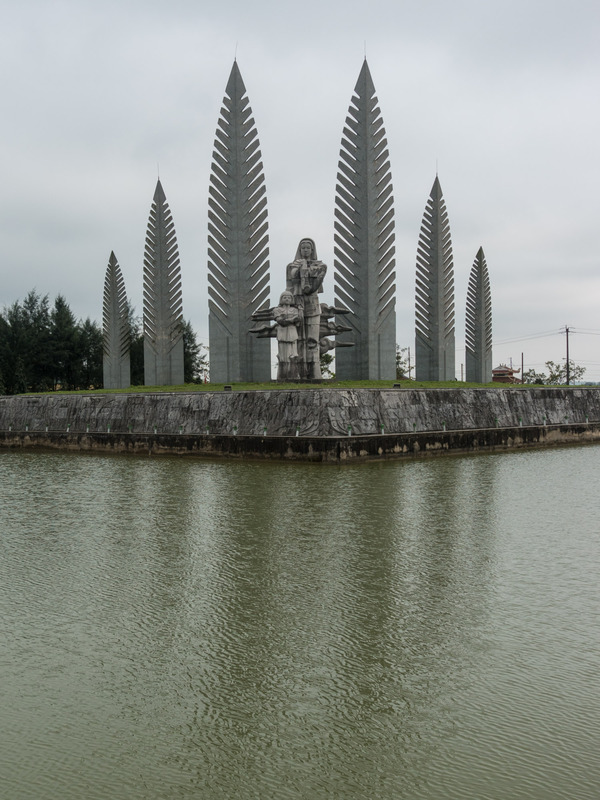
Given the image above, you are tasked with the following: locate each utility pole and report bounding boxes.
[521,352,524,384]
[565,325,570,385]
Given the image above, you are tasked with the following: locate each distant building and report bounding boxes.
[492,364,521,384]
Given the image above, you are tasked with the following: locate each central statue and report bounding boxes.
[250,236,353,381]
[286,238,327,379]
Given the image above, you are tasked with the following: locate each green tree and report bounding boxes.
[125,303,144,386]
[523,360,586,385]
[182,320,200,383]
[396,346,413,379]
[0,292,55,393]
[522,368,546,385]
[50,295,80,390]
[0,308,15,392]
[22,291,52,391]
[545,360,586,385]
[13,356,28,394]
[182,320,209,383]
[320,352,334,378]
[79,318,103,389]
[1,300,26,393]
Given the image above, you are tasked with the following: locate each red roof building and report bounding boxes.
[492,364,522,384]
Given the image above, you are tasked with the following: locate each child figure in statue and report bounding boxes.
[286,238,327,379]
[273,290,301,380]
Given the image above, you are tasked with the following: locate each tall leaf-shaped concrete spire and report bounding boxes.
[143,179,184,386]
[465,246,493,383]
[102,251,130,389]
[333,59,396,380]
[415,176,455,381]
[208,60,271,383]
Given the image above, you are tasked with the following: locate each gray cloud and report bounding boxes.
[1,0,599,379]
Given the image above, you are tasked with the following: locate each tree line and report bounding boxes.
[523,360,586,386]
[0,290,207,395]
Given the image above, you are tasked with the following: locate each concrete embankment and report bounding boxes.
[0,387,599,461]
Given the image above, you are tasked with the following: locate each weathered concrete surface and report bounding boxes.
[0,388,598,438]
[208,61,272,384]
[1,424,599,462]
[143,180,185,387]
[334,61,397,381]
[415,177,455,382]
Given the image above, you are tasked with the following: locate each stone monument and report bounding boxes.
[208,60,271,383]
[465,246,493,383]
[102,251,131,389]
[251,237,353,380]
[143,179,184,386]
[286,238,327,378]
[333,59,397,380]
[415,176,456,381]
[272,291,301,379]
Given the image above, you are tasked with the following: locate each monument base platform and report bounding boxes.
[0,387,599,461]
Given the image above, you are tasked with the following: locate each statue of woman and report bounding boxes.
[286,238,327,378]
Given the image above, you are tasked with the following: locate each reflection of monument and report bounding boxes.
[102,251,130,389]
[207,61,271,383]
[415,176,456,381]
[333,60,397,380]
[465,247,493,383]
[251,238,353,380]
[143,179,184,386]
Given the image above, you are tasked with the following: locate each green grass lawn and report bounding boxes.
[37,379,582,395]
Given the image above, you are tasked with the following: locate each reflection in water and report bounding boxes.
[0,448,599,799]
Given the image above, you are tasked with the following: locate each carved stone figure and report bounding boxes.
[286,238,327,379]
[273,291,301,380]
[250,238,353,381]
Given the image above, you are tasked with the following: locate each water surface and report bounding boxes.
[1,446,599,799]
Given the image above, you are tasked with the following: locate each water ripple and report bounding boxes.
[1,447,599,798]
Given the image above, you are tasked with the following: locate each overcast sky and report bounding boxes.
[1,0,599,379]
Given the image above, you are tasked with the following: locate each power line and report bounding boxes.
[494,326,600,347]
[493,329,562,346]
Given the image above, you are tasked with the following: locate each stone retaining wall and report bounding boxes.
[0,388,599,461]
[0,387,599,438]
